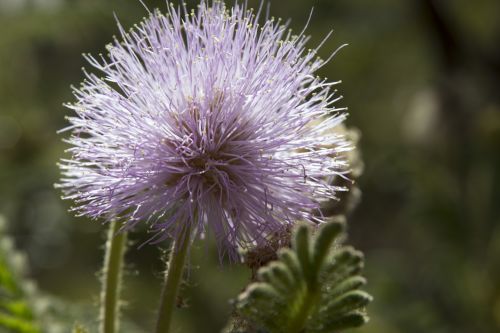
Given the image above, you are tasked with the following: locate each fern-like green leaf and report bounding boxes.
[0,219,41,333]
[234,219,372,333]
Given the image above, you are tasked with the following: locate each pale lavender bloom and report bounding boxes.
[58,1,351,258]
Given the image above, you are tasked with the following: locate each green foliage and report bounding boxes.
[0,219,93,333]
[232,220,372,333]
[0,220,41,333]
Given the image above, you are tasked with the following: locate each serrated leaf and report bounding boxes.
[310,312,368,333]
[232,219,372,333]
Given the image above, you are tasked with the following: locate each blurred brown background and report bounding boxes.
[1,0,499,332]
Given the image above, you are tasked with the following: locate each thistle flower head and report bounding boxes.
[58,1,352,259]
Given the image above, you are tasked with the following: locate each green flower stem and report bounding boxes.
[100,220,128,333]
[155,224,192,333]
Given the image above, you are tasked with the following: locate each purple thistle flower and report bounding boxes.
[58,0,352,259]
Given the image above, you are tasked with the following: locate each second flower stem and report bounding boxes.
[100,220,127,333]
[155,224,192,333]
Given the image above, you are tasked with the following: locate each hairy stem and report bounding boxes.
[100,220,127,333]
[155,224,192,333]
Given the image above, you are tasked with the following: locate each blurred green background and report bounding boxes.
[1,0,499,332]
